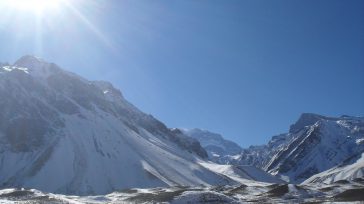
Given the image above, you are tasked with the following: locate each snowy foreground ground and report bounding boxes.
[0,179,363,203]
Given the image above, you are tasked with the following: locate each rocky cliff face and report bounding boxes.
[303,152,364,184]
[235,114,364,183]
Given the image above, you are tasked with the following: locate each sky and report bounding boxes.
[0,0,363,147]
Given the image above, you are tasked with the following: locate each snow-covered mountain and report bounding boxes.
[303,152,364,184]
[232,133,291,168]
[181,128,242,164]
[0,56,236,195]
[235,113,364,183]
[179,129,284,184]
[1,56,362,199]
[179,114,364,184]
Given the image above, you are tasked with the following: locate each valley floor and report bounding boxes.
[1,179,364,203]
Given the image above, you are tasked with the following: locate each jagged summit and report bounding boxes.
[1,55,64,79]
[289,113,329,133]
[289,113,364,133]
[233,114,364,183]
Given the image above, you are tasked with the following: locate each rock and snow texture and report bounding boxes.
[235,113,364,183]
[1,180,364,203]
[1,56,363,199]
[179,115,364,185]
[179,129,284,184]
[181,128,242,164]
[303,152,364,184]
[0,56,234,195]
[200,162,284,184]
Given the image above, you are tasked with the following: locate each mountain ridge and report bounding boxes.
[1,55,363,197]
[178,114,364,184]
[234,113,364,183]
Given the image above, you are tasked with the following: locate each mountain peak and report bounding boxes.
[14,55,45,67]
[12,55,62,79]
[289,113,363,133]
[185,128,224,140]
[182,128,242,163]
[289,113,328,133]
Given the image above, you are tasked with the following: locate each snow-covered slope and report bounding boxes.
[232,133,290,168]
[236,113,364,183]
[0,56,234,195]
[181,128,242,164]
[303,152,364,184]
[200,162,284,184]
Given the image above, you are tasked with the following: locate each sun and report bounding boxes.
[2,0,64,13]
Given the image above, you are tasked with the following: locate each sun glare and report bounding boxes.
[3,0,64,13]
[0,0,115,55]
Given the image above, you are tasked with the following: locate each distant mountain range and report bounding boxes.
[185,113,364,184]
[181,128,242,164]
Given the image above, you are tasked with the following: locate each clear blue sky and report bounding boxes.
[0,0,363,147]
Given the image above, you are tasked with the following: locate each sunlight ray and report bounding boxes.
[63,1,117,52]
[34,12,43,55]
